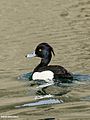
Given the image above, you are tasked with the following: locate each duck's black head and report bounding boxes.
[35,43,55,58]
[26,43,55,70]
[26,43,55,59]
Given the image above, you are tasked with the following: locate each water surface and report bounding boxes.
[0,0,90,120]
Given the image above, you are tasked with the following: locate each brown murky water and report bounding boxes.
[0,0,90,120]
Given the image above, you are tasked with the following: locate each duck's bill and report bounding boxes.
[25,51,36,58]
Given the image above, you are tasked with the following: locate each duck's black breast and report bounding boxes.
[34,65,73,82]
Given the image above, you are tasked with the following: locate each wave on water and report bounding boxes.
[18,72,90,82]
[18,72,33,81]
[15,98,63,108]
[73,73,90,81]
[17,72,90,107]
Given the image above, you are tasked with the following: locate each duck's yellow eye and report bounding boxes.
[39,49,42,52]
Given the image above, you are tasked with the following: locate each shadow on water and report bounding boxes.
[17,72,90,108]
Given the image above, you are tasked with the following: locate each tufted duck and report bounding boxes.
[25,43,73,85]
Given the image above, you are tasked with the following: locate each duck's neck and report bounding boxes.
[33,56,51,72]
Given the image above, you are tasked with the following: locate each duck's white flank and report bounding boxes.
[32,70,54,83]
